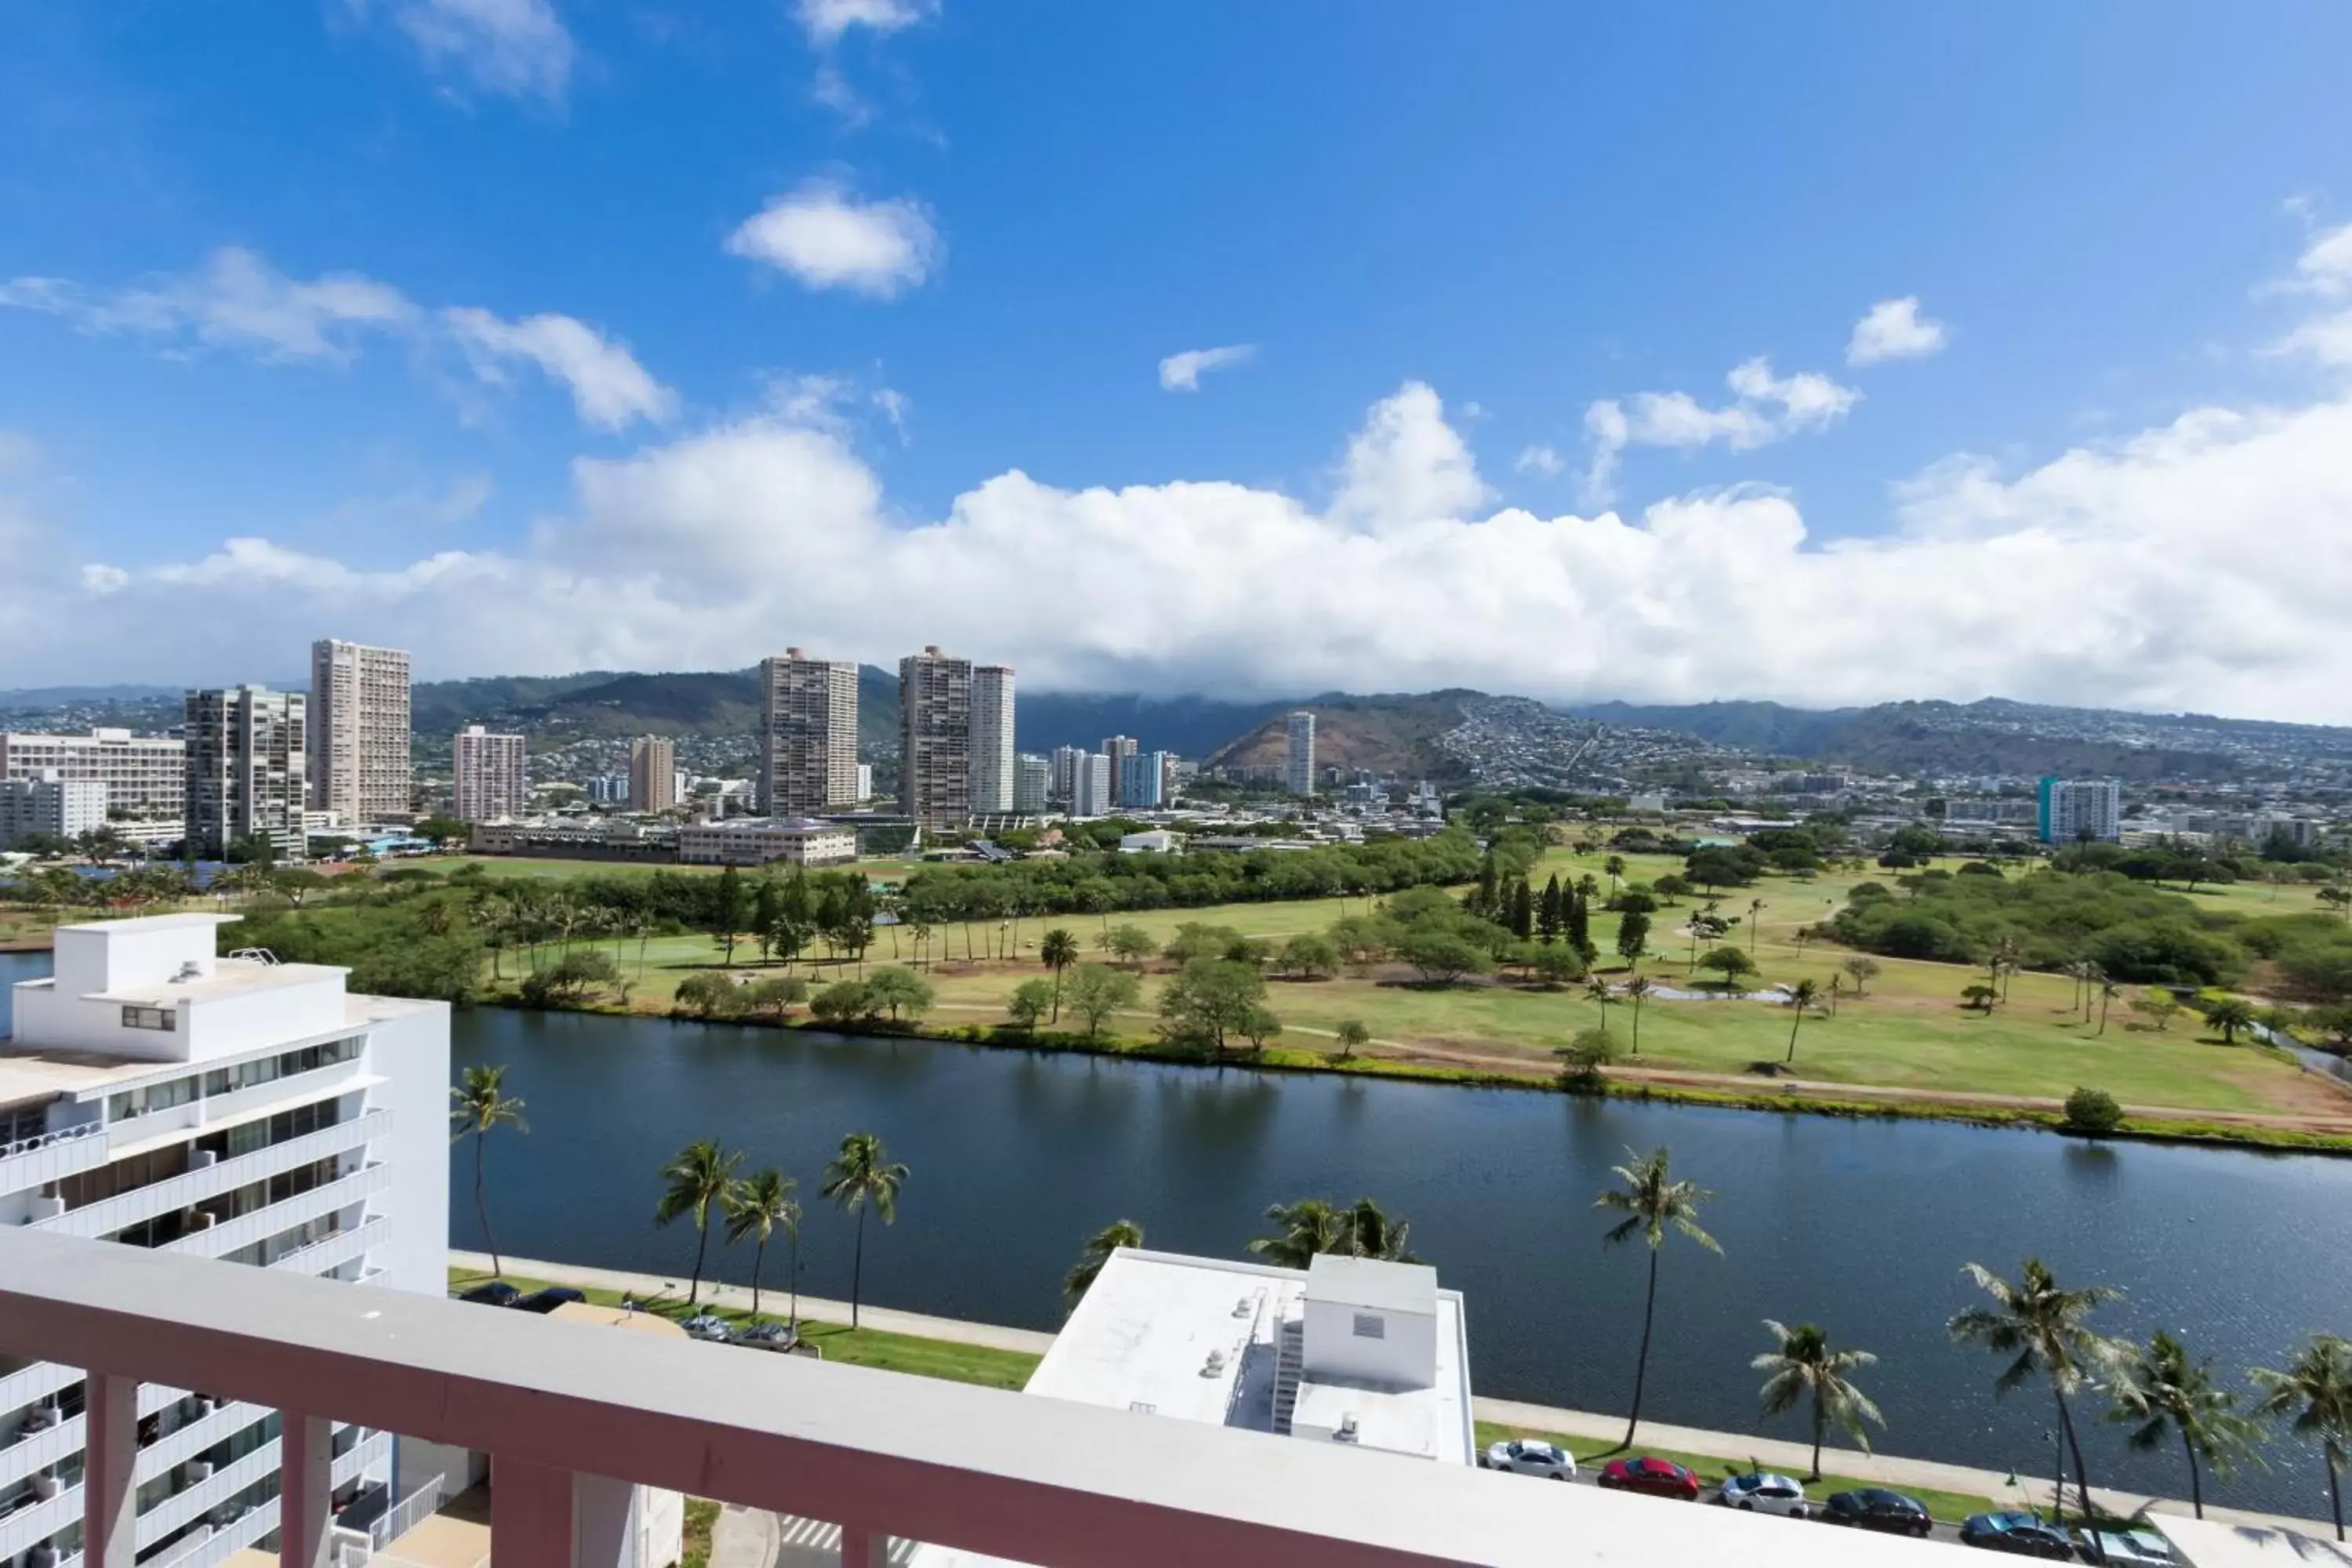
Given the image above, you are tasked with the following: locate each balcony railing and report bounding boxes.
[0,1121,111,1193]
[162,1163,388,1261]
[0,1225,1967,1567]
[38,1112,389,1243]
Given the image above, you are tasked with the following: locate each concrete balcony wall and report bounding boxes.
[162,1163,387,1261]
[0,1126,112,1202]
[39,1112,389,1243]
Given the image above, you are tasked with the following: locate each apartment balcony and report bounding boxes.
[37,1112,390,1243]
[0,1123,111,1196]
[0,1225,1973,1568]
[163,1163,389,1261]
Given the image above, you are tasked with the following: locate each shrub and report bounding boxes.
[2062,1087,2124,1136]
[1555,1028,1613,1091]
[809,980,873,1025]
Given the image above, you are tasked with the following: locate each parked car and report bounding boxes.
[457,1281,521,1308]
[1715,1472,1807,1518]
[1958,1512,2075,1558]
[513,1287,586,1315]
[2072,1529,2176,1565]
[1596,1457,1701,1501]
[1480,1439,1576,1480]
[733,1321,800,1352]
[681,1312,733,1342]
[1822,1488,1934,1536]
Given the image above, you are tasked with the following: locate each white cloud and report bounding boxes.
[725,180,940,298]
[387,0,574,101]
[1847,296,1950,365]
[2281,220,2352,298]
[442,307,676,429]
[1580,357,1858,504]
[1157,344,1255,392]
[793,0,932,46]
[1514,444,1564,477]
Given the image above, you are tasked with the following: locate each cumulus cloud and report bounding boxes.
[1158,344,1255,392]
[442,308,676,428]
[1580,357,1858,503]
[2269,223,2352,368]
[725,180,941,298]
[793,0,933,46]
[386,0,574,101]
[1514,444,1564,477]
[1848,296,1950,365]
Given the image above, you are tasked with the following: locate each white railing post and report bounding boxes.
[278,1413,336,1568]
[82,1374,137,1568]
[492,1457,575,1568]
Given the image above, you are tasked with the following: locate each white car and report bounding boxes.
[1716,1472,1809,1518]
[681,1312,732,1342]
[2073,1530,2174,1566]
[1481,1439,1577,1480]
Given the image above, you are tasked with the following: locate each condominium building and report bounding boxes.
[0,912,449,1568]
[184,688,308,861]
[0,730,185,818]
[1098,735,1138,804]
[2037,776,2122,844]
[1118,750,1168,811]
[970,666,1016,815]
[451,726,528,824]
[898,647,973,832]
[1048,745,1086,804]
[627,736,677,815]
[1012,753,1051,815]
[1286,710,1318,797]
[0,775,107,851]
[1071,752,1112,818]
[307,641,412,825]
[757,651,859,816]
[675,818,859,868]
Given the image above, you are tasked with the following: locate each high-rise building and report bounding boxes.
[1013,753,1051,814]
[1,728,186,818]
[629,736,677,815]
[1119,750,1167,811]
[308,640,413,825]
[185,686,308,859]
[1072,753,1112,818]
[971,665,1017,814]
[898,646,974,830]
[0,771,107,849]
[857,762,874,802]
[1285,711,1317,797]
[1049,745,1087,803]
[2037,777,2122,844]
[1099,735,1139,804]
[452,724,528,823]
[757,649,860,815]
[1,911,449,1568]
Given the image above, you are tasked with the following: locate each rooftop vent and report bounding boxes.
[1200,1349,1228,1378]
[1336,1414,1360,1444]
[1232,1296,1254,1319]
[170,960,202,983]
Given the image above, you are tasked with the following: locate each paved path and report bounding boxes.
[709,1505,777,1568]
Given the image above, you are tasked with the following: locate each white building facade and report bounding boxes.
[184,689,308,862]
[757,652,860,817]
[1286,710,1317,797]
[1011,754,1050,815]
[969,666,1016,816]
[307,641,413,826]
[451,727,528,824]
[0,913,450,1568]
[1070,753,1112,818]
[2037,776,2122,844]
[0,733,185,822]
[674,818,859,867]
[0,776,108,851]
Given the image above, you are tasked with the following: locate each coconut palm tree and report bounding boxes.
[1063,1218,1145,1308]
[654,1139,742,1307]
[721,1168,800,1321]
[1783,978,1820,1065]
[821,1131,909,1328]
[1753,1320,1883,1481]
[1345,1197,1417,1261]
[1596,1147,1722,1448]
[1040,928,1080,1022]
[1585,976,1617,1035]
[2107,1330,2261,1520]
[2253,1334,2352,1541]
[448,1065,528,1279]
[1748,897,1766,953]
[1625,975,1654,1058]
[1247,1199,1349,1268]
[2204,998,2258,1045]
[1604,855,1626,898]
[1948,1258,2125,1520]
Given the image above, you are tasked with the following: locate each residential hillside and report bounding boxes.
[1203,691,1478,780]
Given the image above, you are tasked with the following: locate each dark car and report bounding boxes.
[513,1287,588,1314]
[1596,1457,1701,1501]
[1958,1512,2074,1558]
[1824,1488,1934,1536]
[457,1281,522,1308]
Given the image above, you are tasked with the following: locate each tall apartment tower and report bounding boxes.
[452,725,528,823]
[308,640,413,825]
[898,647,974,830]
[758,650,860,815]
[629,736,677,815]
[1013,753,1051,814]
[2037,776,2122,844]
[1099,735,1139,805]
[970,665,1017,814]
[1072,753,1113,818]
[185,686,308,860]
[2,912,449,1568]
[1049,745,1087,803]
[1285,711,1317,797]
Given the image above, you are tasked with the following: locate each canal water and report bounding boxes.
[5,950,2347,1515]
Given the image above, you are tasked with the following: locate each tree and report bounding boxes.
[1332,1019,1370,1062]
[449,1065,527,1279]
[1616,910,1651,968]
[2097,978,2122,1036]
[1065,963,1142,1043]
[2129,991,2184,1033]
[821,1131,909,1328]
[809,979,871,1024]
[1007,978,1056,1032]
[1040,928,1081,1020]
[1748,896,1766,953]
[1841,956,1881,997]
[1699,946,1756,991]
[2203,997,2257,1044]
[1344,1196,1416,1261]
[2108,1330,2260,1520]
[1754,1320,1884,1481]
[675,971,747,1020]
[1783,978,1820,1064]
[1948,1258,2125,1520]
[2253,1334,2352,1541]
[1555,1027,1613,1091]
[1063,1219,1145,1308]
[2063,1087,2124,1135]
[1653,873,1692,905]
[723,1169,800,1321]
[710,866,751,967]
[1537,875,1566,944]
[1565,887,1592,956]
[1105,924,1157,969]
[654,1139,742,1307]
[864,966,934,1023]
[1157,959,1270,1054]
[1585,976,1617,1035]
[1249,1199,1349,1268]
[1277,931,1341,980]
[1396,928,1492,985]
[519,949,621,1007]
[2322,885,2352,923]
[1528,944,1584,985]
[1604,855,1627,897]
[745,975,808,1022]
[1625,975,1654,1058]
[1962,983,2000,1014]
[1596,1147,1722,1447]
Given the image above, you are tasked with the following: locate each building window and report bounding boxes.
[121,1005,176,1032]
[1352,1313,1386,1340]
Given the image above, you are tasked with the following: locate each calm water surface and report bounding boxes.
[5,949,2347,1514]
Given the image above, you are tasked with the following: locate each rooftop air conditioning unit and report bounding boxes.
[185,1460,212,1482]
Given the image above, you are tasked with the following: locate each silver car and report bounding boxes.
[1716,1472,1808,1519]
[1480,1439,1577,1480]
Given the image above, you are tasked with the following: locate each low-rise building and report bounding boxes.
[675,817,860,867]
[1118,829,1178,855]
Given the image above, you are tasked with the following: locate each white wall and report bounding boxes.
[1301,1298,1438,1390]
[365,1001,452,1299]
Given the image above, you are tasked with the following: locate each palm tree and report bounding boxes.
[654,1139,742,1307]
[1247,1199,1349,1268]
[2253,1334,2352,1541]
[1604,855,1626,898]
[448,1065,527,1279]
[1753,1320,1883,1481]
[1063,1218,1145,1308]
[1595,1147,1722,1448]
[1949,1258,2124,1520]
[722,1168,800,1321]
[1625,976,1653,1058]
[2096,980,2122,1036]
[1783,978,1820,1065]
[822,1131,909,1328]
[2204,998,2257,1045]
[2108,1330,2261,1520]
[1040,928,1080,1022]
[1748,897,1766,953]
[1585,976,1616,1035]
[1345,1196,1417,1261]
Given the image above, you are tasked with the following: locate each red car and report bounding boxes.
[1597,1456,1701,1501]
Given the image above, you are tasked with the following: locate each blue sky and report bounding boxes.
[5,2,2352,720]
